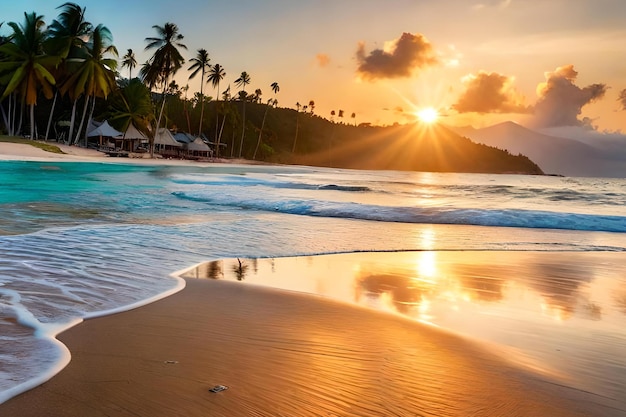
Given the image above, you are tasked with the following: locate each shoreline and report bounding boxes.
[0,277,618,417]
[0,141,261,167]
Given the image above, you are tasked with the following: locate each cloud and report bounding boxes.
[619,89,626,110]
[531,65,607,128]
[452,71,530,114]
[316,53,330,68]
[356,32,438,81]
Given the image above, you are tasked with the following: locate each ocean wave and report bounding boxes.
[169,173,375,193]
[173,191,626,233]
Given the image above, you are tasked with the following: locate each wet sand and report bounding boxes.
[0,278,619,417]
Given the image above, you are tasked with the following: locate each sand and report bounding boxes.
[0,141,257,166]
[0,278,620,417]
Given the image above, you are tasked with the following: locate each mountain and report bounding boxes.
[450,122,626,177]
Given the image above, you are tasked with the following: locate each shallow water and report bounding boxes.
[182,252,626,404]
[1,160,625,404]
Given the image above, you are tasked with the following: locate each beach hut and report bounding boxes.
[173,132,195,145]
[154,128,183,157]
[186,137,213,159]
[86,120,123,149]
[116,122,148,152]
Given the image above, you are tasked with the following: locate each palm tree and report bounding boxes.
[208,63,225,141]
[234,71,250,158]
[121,48,137,79]
[0,12,60,139]
[187,48,210,136]
[46,2,92,59]
[351,112,356,126]
[61,23,118,144]
[107,77,154,140]
[292,102,301,154]
[254,88,262,103]
[338,109,344,122]
[253,81,279,160]
[45,2,92,140]
[143,22,187,156]
[309,100,315,115]
[271,82,279,96]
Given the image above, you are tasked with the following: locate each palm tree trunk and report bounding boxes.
[17,102,24,137]
[214,84,220,140]
[152,81,168,158]
[253,106,269,160]
[1,101,9,136]
[7,94,13,136]
[238,100,246,158]
[292,112,299,153]
[45,91,58,141]
[68,99,78,144]
[29,104,35,140]
[217,107,227,158]
[198,72,205,136]
[230,128,235,158]
[74,95,90,145]
[85,95,97,146]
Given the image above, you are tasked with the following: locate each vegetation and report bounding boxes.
[0,135,64,153]
[0,2,544,175]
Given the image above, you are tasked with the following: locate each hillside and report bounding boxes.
[451,122,626,177]
[196,102,543,175]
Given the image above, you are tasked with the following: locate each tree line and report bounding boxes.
[0,2,358,160]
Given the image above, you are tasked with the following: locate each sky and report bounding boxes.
[4,0,626,137]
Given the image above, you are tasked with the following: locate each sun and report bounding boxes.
[416,107,439,124]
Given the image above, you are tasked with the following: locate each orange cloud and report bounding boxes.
[452,71,529,114]
[316,53,330,68]
[532,65,606,128]
[356,32,438,81]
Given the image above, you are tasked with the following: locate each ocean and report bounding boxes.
[1,160,625,405]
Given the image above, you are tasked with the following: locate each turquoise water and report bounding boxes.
[1,160,625,404]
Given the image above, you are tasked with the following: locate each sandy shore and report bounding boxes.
[0,141,246,166]
[0,278,618,417]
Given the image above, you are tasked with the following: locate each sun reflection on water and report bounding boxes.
[181,251,626,400]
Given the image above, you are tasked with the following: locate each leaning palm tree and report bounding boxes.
[187,48,210,136]
[253,82,279,160]
[61,23,118,145]
[45,2,92,140]
[143,22,187,156]
[121,48,137,79]
[0,12,60,139]
[208,63,225,141]
[46,2,92,59]
[234,71,251,158]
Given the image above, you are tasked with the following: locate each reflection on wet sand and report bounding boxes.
[181,251,626,403]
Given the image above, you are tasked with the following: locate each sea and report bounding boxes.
[1,160,625,405]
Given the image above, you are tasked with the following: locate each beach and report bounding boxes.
[1,277,620,417]
[1,142,625,416]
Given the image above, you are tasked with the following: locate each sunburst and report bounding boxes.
[416,107,439,124]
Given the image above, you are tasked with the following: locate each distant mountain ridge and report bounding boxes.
[450,121,626,177]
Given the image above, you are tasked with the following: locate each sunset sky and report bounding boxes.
[6,0,626,136]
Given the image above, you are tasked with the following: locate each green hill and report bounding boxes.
[195,101,543,175]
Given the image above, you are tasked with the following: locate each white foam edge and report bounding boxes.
[0,273,186,405]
